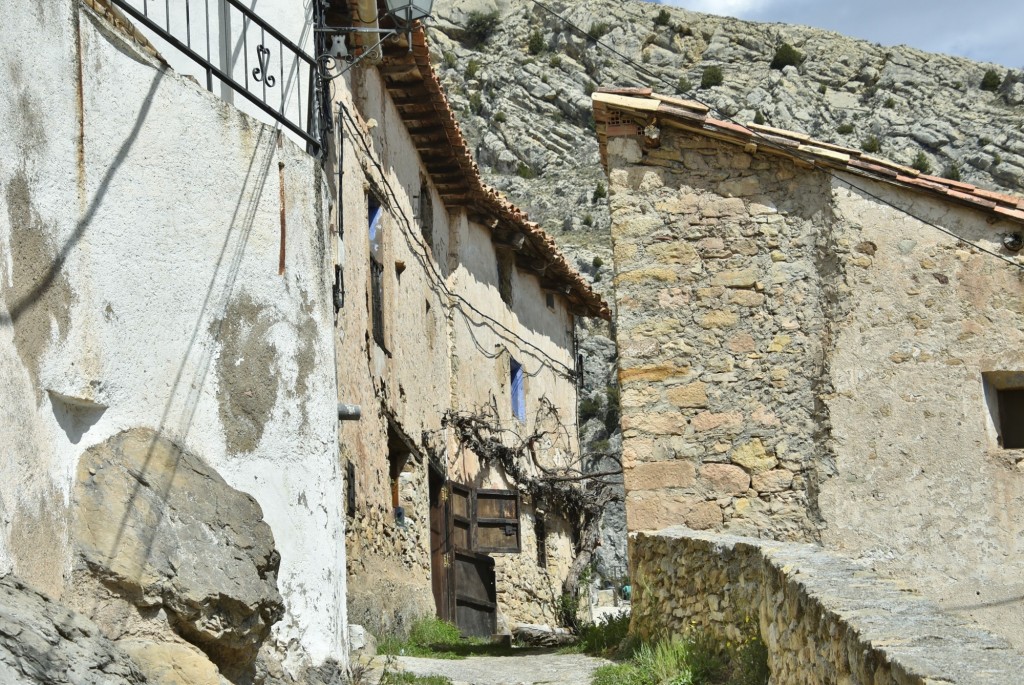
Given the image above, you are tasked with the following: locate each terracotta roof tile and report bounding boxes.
[378,28,609,319]
[593,91,1024,229]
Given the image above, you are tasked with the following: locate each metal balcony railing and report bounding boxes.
[110,0,324,154]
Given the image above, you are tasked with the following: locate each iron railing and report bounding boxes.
[109,0,324,154]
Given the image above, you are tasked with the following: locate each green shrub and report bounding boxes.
[730,632,771,685]
[549,55,562,68]
[516,163,536,179]
[837,122,854,134]
[701,65,724,88]
[463,10,500,47]
[589,22,611,40]
[592,183,607,202]
[442,51,457,69]
[753,111,765,125]
[677,76,692,93]
[464,59,480,79]
[770,42,804,70]
[556,591,582,630]
[979,136,992,146]
[981,68,1002,91]
[468,91,483,115]
[582,213,594,227]
[584,80,597,96]
[528,29,545,55]
[592,255,604,269]
[379,618,463,659]
[883,96,896,108]
[493,111,507,123]
[654,8,672,26]
[994,152,1004,165]
[577,613,631,656]
[818,83,827,94]
[861,135,881,153]
[944,163,962,181]
[911,151,932,174]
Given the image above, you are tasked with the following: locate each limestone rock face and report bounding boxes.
[71,428,284,668]
[0,575,145,685]
[430,0,1024,266]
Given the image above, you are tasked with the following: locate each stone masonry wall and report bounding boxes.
[608,131,838,540]
[630,528,1024,685]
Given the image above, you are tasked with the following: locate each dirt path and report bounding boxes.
[389,650,610,684]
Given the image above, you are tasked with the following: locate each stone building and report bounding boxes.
[594,88,1024,648]
[329,1,609,638]
[0,0,346,680]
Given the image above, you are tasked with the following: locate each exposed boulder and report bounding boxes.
[0,574,145,685]
[71,428,284,674]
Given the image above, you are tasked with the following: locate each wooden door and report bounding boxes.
[429,471,453,621]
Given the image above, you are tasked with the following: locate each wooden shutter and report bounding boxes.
[474,489,521,554]
[448,483,521,554]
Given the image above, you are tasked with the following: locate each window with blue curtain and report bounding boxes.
[510,358,525,422]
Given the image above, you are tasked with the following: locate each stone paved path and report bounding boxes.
[390,650,610,684]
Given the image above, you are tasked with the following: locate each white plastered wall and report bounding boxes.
[0,0,345,670]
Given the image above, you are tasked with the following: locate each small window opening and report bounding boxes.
[510,357,526,423]
[346,461,356,517]
[497,251,514,306]
[387,424,412,519]
[534,514,547,568]
[368,192,386,349]
[984,372,1024,448]
[545,292,555,309]
[419,176,434,250]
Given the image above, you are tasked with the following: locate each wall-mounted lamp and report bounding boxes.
[1003,232,1023,252]
[319,0,435,74]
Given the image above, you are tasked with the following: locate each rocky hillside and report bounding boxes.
[428,0,1024,270]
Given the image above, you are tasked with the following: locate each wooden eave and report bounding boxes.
[368,22,609,319]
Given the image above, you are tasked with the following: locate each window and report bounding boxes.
[545,292,555,310]
[419,175,434,250]
[534,514,547,568]
[368,193,386,349]
[984,372,1024,448]
[449,484,522,554]
[510,358,525,423]
[497,250,514,306]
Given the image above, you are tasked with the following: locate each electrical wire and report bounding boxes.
[337,102,581,381]
[521,0,1024,272]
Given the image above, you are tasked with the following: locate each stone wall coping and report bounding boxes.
[635,527,1024,683]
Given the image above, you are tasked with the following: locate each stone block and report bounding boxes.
[620,364,692,384]
[649,242,699,264]
[691,411,743,432]
[666,382,708,408]
[731,439,777,474]
[626,461,697,491]
[616,267,678,284]
[729,290,765,307]
[726,333,756,354]
[699,464,750,495]
[752,469,794,493]
[711,269,758,289]
[622,412,687,435]
[698,310,740,329]
[718,176,761,197]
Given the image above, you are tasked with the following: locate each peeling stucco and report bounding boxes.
[2,170,76,403]
[213,293,281,455]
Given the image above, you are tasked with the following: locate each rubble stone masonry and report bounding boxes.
[608,131,837,541]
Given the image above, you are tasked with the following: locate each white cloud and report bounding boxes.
[659,0,776,16]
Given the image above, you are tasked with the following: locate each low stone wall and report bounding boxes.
[631,527,1024,684]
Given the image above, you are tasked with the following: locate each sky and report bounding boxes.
[650,0,1023,68]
